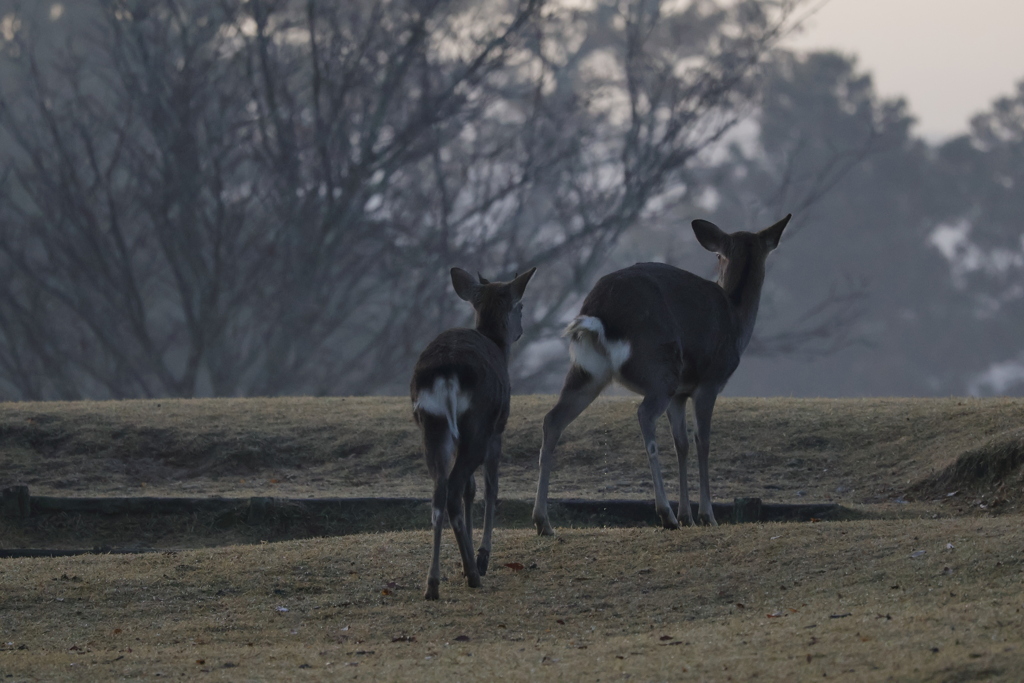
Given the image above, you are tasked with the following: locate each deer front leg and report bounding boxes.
[692,387,719,526]
[477,435,501,576]
[637,394,679,529]
[667,395,697,527]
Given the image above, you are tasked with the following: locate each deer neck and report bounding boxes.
[475,312,512,360]
[719,260,766,354]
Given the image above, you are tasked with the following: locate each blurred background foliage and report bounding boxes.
[0,0,1021,400]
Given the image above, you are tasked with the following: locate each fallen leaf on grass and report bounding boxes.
[910,550,926,558]
[391,636,416,643]
[276,606,289,612]
[504,562,525,571]
[830,613,852,619]
[454,635,470,642]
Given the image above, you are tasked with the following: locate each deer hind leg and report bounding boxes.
[448,441,482,589]
[692,387,719,526]
[637,393,679,529]
[421,414,455,600]
[426,478,447,600]
[667,394,696,526]
[477,434,501,576]
[533,365,610,536]
[463,469,476,550]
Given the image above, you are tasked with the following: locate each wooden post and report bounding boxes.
[732,497,762,524]
[2,485,31,519]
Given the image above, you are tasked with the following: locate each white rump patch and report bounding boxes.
[414,376,472,439]
[563,315,631,377]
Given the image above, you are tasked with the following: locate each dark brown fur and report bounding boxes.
[411,267,535,600]
[533,216,790,533]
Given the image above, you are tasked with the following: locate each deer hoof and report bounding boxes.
[534,519,555,536]
[656,509,680,529]
[466,573,482,589]
[698,513,719,527]
[424,580,440,601]
[476,548,490,576]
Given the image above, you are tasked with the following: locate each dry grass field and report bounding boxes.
[1,395,1024,681]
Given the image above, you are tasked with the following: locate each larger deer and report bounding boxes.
[412,266,536,600]
[532,215,791,535]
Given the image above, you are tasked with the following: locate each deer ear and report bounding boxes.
[477,272,491,285]
[451,267,479,302]
[691,219,729,254]
[759,214,791,251]
[509,267,537,302]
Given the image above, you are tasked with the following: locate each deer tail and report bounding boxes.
[414,375,463,441]
[563,315,631,375]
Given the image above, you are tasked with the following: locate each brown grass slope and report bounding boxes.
[909,428,1024,507]
[0,519,1022,682]
[1,396,1022,509]
[2,398,1024,681]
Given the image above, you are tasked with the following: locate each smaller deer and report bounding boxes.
[532,215,790,534]
[412,266,536,600]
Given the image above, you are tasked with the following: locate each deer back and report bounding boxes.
[580,263,742,391]
[411,328,512,434]
[411,267,536,439]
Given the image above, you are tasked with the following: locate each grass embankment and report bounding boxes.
[1,395,1022,506]
[1,396,1023,681]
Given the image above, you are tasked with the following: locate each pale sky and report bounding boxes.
[782,0,1024,141]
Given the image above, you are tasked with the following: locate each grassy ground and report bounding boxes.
[1,396,1024,681]
[2,395,1022,507]
[0,520,1022,681]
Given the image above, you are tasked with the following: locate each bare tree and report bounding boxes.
[0,0,807,400]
